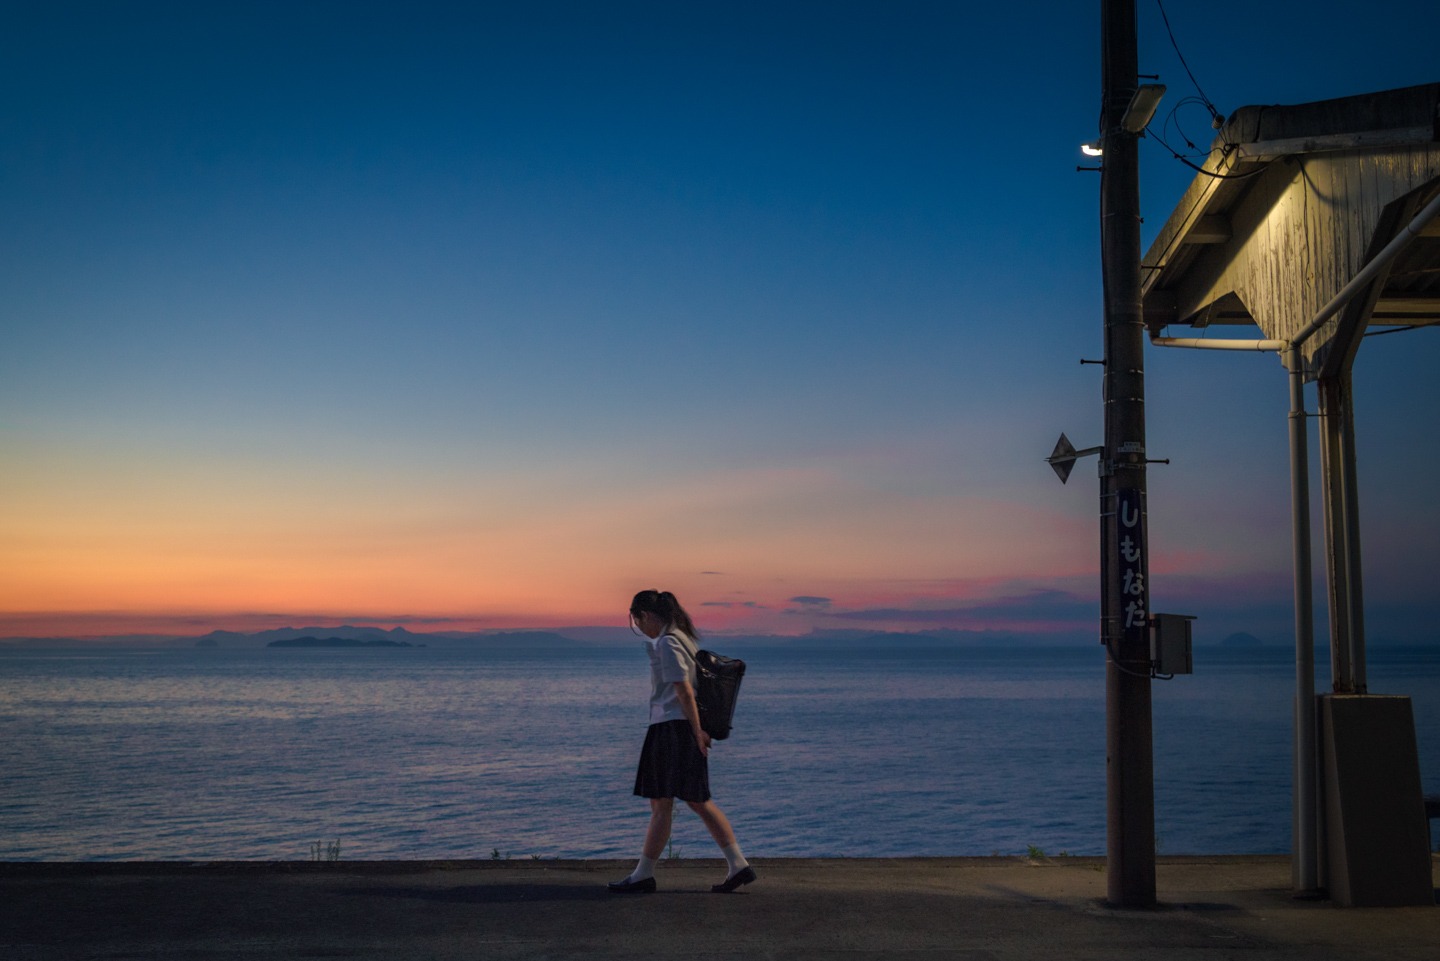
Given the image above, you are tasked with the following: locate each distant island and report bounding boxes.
[267,636,414,648]
[1220,632,1262,647]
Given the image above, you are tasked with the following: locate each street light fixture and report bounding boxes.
[1080,84,1165,158]
[1121,83,1167,133]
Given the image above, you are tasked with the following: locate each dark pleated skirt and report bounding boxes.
[633,719,711,803]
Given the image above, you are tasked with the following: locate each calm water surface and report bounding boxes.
[2,645,1438,860]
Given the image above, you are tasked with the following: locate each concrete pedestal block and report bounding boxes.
[1319,694,1434,907]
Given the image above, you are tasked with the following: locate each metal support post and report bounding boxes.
[1317,378,1354,693]
[1285,349,1318,893]
[1335,372,1368,693]
[1100,0,1155,909]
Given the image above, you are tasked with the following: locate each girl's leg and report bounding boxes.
[613,798,672,888]
[684,799,735,848]
[641,798,674,860]
[686,799,751,884]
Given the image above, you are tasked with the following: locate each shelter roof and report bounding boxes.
[1141,83,1440,355]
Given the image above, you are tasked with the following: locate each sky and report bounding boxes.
[1,1,1437,643]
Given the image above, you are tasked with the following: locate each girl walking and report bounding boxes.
[608,589,757,894]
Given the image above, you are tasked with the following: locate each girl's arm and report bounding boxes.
[673,680,711,757]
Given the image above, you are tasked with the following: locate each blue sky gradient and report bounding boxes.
[1,1,1437,643]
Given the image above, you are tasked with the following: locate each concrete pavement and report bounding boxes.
[3,856,1438,960]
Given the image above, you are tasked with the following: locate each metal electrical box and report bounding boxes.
[1149,613,1194,674]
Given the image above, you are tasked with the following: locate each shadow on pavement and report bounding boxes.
[344,883,618,903]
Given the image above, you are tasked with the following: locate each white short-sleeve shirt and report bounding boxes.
[644,628,698,724]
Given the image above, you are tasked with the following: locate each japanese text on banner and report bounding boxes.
[1117,488,1147,639]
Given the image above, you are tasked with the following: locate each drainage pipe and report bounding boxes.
[1286,347,1319,894]
[1148,337,1286,350]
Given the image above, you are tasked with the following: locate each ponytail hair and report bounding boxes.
[630,589,700,640]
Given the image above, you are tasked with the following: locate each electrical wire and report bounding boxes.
[1148,0,1264,186]
[1161,97,1217,156]
[1103,631,1173,680]
[1147,127,1270,180]
[1364,324,1426,337]
[1154,0,1223,128]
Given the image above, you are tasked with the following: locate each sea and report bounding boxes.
[2,644,1438,862]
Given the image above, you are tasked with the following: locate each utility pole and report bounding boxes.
[1100,0,1156,908]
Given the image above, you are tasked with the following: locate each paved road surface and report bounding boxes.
[3,856,1438,960]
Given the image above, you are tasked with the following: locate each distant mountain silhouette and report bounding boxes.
[456,631,588,648]
[200,625,418,646]
[267,636,412,648]
[4,624,1111,650]
[259,632,586,648]
[195,626,589,649]
[1221,632,1262,647]
[718,628,1038,647]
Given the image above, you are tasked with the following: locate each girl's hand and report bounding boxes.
[673,680,711,756]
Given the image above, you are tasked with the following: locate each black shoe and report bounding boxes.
[711,865,757,893]
[607,875,656,894]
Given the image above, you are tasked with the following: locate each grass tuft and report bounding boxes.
[310,839,341,862]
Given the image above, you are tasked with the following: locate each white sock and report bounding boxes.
[721,842,748,878]
[628,854,657,882]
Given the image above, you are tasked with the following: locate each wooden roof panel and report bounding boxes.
[1140,83,1440,375]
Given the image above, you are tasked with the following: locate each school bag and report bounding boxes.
[672,633,747,740]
